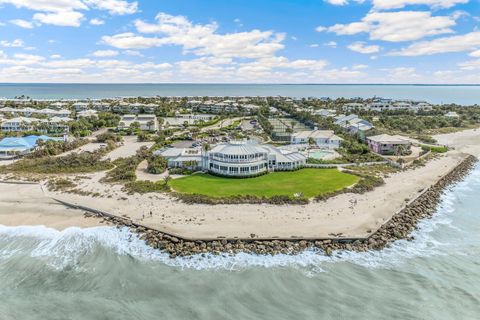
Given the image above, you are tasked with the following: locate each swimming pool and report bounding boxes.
[308,150,337,160]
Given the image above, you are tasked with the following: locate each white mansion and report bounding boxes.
[156,140,306,177]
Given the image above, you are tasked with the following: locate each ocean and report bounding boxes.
[0,83,480,105]
[1,163,479,319]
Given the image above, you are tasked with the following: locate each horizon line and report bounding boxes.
[0,83,479,86]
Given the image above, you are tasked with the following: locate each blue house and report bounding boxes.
[0,135,62,159]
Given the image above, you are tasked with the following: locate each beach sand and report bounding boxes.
[0,183,100,230]
[0,128,478,239]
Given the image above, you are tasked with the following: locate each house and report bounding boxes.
[72,102,90,112]
[313,109,336,117]
[155,140,306,177]
[77,109,98,118]
[0,135,63,159]
[334,114,360,127]
[1,117,38,132]
[118,114,158,131]
[50,102,69,110]
[163,114,216,127]
[343,103,365,111]
[0,116,71,133]
[290,130,343,149]
[156,147,204,169]
[367,134,411,155]
[92,102,111,112]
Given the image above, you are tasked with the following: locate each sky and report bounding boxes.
[0,0,479,84]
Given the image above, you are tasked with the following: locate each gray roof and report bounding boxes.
[209,140,267,156]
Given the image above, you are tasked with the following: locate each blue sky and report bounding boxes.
[0,0,479,83]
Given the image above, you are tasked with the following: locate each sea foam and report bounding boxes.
[0,164,478,272]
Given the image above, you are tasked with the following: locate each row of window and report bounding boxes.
[210,152,266,160]
[209,162,267,174]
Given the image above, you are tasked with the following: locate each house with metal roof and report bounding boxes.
[0,135,63,159]
[290,130,343,149]
[367,134,411,155]
[155,140,306,177]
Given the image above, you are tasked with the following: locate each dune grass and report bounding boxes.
[170,168,360,199]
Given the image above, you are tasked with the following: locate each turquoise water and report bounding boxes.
[309,150,335,159]
[1,83,480,105]
[1,164,479,319]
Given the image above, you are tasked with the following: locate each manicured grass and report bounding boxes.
[170,168,360,199]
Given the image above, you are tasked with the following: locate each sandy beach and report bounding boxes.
[0,128,478,239]
[0,182,100,230]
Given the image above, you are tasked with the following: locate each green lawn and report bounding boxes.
[170,168,360,199]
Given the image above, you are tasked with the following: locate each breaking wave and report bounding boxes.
[1,164,478,272]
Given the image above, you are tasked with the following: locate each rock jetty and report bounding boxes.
[84,155,477,257]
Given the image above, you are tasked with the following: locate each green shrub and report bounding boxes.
[26,139,89,158]
[96,132,122,143]
[3,151,114,174]
[421,145,448,153]
[147,155,168,174]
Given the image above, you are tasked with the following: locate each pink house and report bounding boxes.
[367,134,411,155]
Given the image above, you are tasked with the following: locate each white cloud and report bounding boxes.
[309,44,319,48]
[315,26,327,32]
[92,50,119,57]
[352,64,368,69]
[50,54,62,59]
[90,18,105,25]
[458,59,480,70]
[372,0,468,10]
[390,31,480,56]
[43,58,95,68]
[0,39,24,47]
[325,0,348,5]
[328,11,456,42]
[104,13,286,60]
[383,67,420,81]
[9,19,34,28]
[347,41,381,54]
[84,0,138,15]
[0,53,46,66]
[469,50,480,58]
[123,50,143,57]
[0,0,137,28]
[324,41,338,48]
[101,33,164,49]
[0,0,87,12]
[33,11,84,27]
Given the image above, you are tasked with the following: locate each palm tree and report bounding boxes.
[146,120,155,131]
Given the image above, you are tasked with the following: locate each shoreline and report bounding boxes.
[55,154,478,257]
[0,128,479,256]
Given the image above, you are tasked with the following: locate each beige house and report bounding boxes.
[118,114,159,131]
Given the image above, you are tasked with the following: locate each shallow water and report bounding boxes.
[1,164,480,319]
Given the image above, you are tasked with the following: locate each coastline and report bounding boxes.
[1,128,479,255]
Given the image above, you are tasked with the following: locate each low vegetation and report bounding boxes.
[25,139,89,158]
[2,151,114,174]
[146,155,168,174]
[96,132,123,143]
[420,144,448,153]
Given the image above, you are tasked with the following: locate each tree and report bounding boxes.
[163,175,172,186]
[146,120,155,131]
[130,121,141,132]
